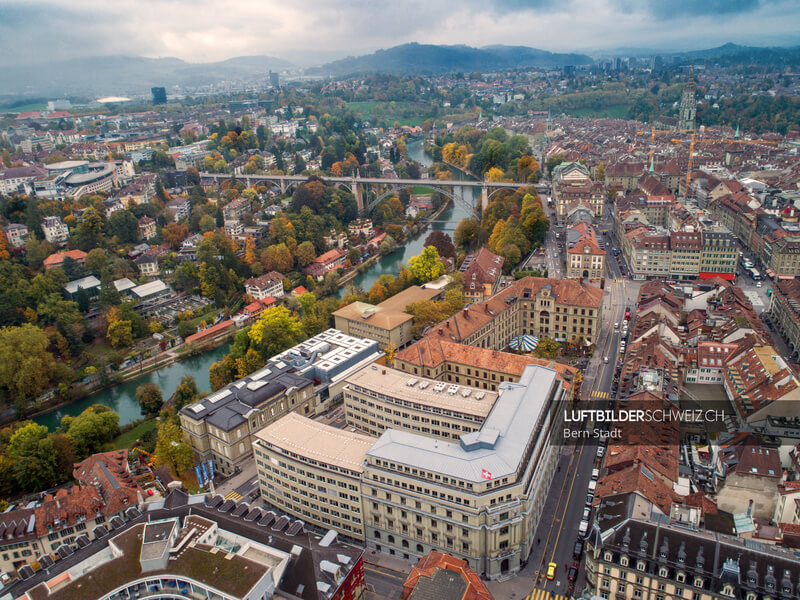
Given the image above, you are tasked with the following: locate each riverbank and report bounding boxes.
[26,336,234,431]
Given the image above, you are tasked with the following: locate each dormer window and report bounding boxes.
[620,556,629,567]
[659,567,668,578]
[604,551,613,561]
[637,561,646,571]
[722,584,735,597]
[694,577,704,588]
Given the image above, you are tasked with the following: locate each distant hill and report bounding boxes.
[0,55,293,97]
[319,43,593,76]
[672,43,800,66]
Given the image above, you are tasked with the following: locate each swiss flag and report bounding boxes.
[481,469,492,480]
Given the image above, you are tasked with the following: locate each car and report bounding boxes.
[586,493,594,506]
[568,563,579,582]
[597,446,605,458]
[588,480,597,493]
[583,507,591,520]
[578,520,589,535]
[591,468,600,480]
[573,541,584,559]
[547,562,557,580]
[614,322,619,330]
[604,356,609,363]
[756,281,762,288]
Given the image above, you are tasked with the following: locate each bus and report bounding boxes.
[747,267,762,281]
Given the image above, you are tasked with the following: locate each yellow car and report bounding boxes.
[546,562,557,580]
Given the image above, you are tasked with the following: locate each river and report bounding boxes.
[32,142,471,431]
[343,139,479,293]
[34,343,230,431]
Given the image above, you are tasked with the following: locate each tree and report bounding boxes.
[172,376,199,409]
[65,405,120,459]
[454,218,478,249]
[162,222,189,248]
[6,422,61,491]
[85,248,109,275]
[0,324,56,399]
[533,337,561,359]
[487,167,506,182]
[248,306,304,360]
[424,231,455,258]
[296,240,316,267]
[75,286,91,313]
[378,235,397,255]
[408,246,446,284]
[135,383,164,417]
[107,319,133,348]
[107,210,140,243]
[406,300,449,339]
[595,162,606,182]
[154,420,193,475]
[99,270,121,306]
[72,206,105,251]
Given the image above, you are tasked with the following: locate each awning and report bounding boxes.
[508,335,539,352]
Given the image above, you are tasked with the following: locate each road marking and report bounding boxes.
[591,391,610,399]
[224,491,242,501]
[364,565,404,580]
[524,590,569,600]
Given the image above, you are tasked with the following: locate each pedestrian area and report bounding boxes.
[525,588,570,600]
[523,589,571,600]
[590,390,612,399]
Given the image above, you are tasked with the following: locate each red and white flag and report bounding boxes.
[481,469,492,480]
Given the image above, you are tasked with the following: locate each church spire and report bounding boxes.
[649,155,654,174]
[689,64,694,83]
[734,123,740,139]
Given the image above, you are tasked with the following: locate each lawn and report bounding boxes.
[2,102,47,114]
[112,419,158,450]
[565,104,631,119]
[347,100,432,126]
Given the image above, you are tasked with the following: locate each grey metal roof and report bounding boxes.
[367,365,561,483]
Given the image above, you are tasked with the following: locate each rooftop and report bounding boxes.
[254,412,374,474]
[367,364,561,483]
[347,364,497,419]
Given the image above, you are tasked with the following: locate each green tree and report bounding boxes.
[406,300,449,339]
[0,324,56,399]
[533,337,561,359]
[135,383,164,417]
[85,248,109,275]
[248,306,304,360]
[172,376,199,409]
[154,420,193,475]
[6,422,60,491]
[295,240,316,267]
[72,206,105,251]
[454,218,478,249]
[408,246,446,284]
[65,405,120,459]
[107,210,140,243]
[99,271,121,306]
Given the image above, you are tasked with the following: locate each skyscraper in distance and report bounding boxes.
[151,87,167,105]
[269,70,280,89]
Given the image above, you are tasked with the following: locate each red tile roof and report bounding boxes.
[402,551,494,600]
[73,450,141,516]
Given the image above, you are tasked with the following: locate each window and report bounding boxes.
[620,556,629,567]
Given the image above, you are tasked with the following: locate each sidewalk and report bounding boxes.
[211,460,257,498]
[363,548,415,575]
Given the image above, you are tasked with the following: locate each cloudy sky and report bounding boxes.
[1,0,798,66]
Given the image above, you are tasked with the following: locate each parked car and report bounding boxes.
[568,563,579,582]
[578,520,589,536]
[573,541,584,559]
[547,562,557,580]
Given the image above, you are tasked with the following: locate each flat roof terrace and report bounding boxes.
[346,364,498,420]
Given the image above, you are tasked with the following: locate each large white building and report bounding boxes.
[41,216,69,246]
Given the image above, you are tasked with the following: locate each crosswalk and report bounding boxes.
[224,490,242,501]
[591,390,612,399]
[523,589,570,600]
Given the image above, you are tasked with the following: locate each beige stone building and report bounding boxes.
[333,286,442,350]
[253,412,373,540]
[343,364,495,440]
[362,365,566,578]
[333,302,413,350]
[566,221,605,282]
[586,493,800,600]
[425,276,603,347]
[180,366,315,477]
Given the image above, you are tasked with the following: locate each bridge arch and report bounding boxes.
[366,184,478,218]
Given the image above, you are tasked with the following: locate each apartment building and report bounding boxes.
[180,363,314,477]
[333,302,413,350]
[425,276,603,347]
[460,248,505,302]
[244,270,285,299]
[343,364,495,440]
[253,412,373,539]
[769,278,800,360]
[566,221,605,282]
[586,493,800,600]
[363,365,566,578]
[393,336,578,395]
[41,216,69,246]
[2,223,29,248]
[552,162,604,223]
[181,330,381,475]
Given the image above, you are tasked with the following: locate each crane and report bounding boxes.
[635,126,697,164]
[132,447,156,467]
[105,143,119,188]
[670,135,779,197]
